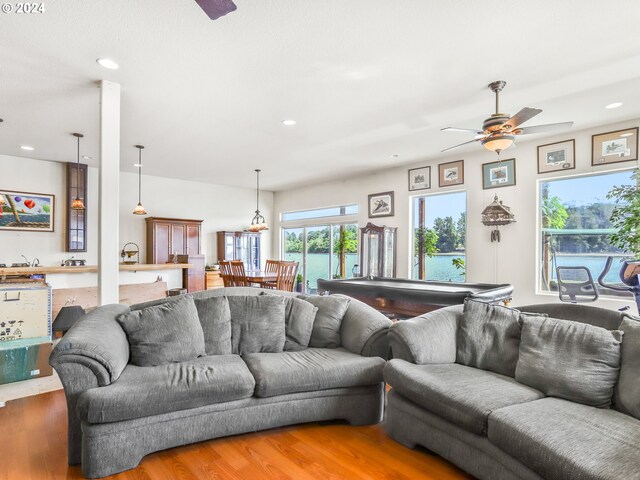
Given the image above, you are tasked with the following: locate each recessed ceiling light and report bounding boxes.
[20,145,34,151]
[82,155,92,160]
[605,102,623,109]
[282,119,297,126]
[96,58,119,70]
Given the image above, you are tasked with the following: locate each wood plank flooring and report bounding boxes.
[0,390,472,480]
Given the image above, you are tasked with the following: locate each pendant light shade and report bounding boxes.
[133,145,147,215]
[248,169,268,232]
[71,133,85,210]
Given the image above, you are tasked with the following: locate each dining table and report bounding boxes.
[244,270,278,287]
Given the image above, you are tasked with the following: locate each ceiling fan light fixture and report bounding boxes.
[482,133,514,153]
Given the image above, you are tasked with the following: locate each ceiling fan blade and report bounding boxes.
[441,127,484,134]
[503,107,542,130]
[194,0,237,20]
[441,137,483,153]
[516,121,574,135]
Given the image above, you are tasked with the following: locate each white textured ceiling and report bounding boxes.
[1,0,640,190]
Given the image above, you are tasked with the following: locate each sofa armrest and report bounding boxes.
[340,296,393,358]
[50,304,131,386]
[388,304,462,364]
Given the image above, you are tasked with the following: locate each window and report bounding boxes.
[411,191,466,282]
[539,170,634,295]
[281,204,358,222]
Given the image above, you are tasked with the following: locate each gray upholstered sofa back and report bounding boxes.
[517,303,635,330]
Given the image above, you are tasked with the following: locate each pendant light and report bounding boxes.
[70,133,85,210]
[133,145,147,215]
[248,168,268,232]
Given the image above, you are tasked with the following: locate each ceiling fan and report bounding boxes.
[194,0,237,20]
[441,81,573,154]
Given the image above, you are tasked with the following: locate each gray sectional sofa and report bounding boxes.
[50,287,392,478]
[384,301,640,480]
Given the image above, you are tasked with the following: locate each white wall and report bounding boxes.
[1,154,273,289]
[274,119,640,310]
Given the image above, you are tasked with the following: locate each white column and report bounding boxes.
[98,80,121,305]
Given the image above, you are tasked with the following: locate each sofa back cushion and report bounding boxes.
[227,296,286,355]
[193,296,232,355]
[301,294,351,349]
[117,295,206,367]
[457,299,522,377]
[516,315,623,408]
[613,316,640,418]
[282,297,318,351]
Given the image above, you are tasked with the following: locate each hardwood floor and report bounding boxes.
[0,390,472,480]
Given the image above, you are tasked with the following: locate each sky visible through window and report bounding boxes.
[543,170,634,206]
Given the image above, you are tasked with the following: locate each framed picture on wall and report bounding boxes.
[482,158,516,189]
[408,166,431,191]
[0,190,55,232]
[438,160,464,187]
[592,127,639,166]
[368,191,394,218]
[537,139,575,174]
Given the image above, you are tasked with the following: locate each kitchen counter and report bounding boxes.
[0,264,193,276]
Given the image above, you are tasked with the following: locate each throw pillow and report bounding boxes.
[193,296,232,355]
[457,298,522,377]
[227,295,286,355]
[516,315,623,408]
[260,292,318,351]
[613,317,640,418]
[301,294,350,349]
[117,294,206,367]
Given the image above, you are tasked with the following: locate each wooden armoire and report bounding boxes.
[146,217,203,264]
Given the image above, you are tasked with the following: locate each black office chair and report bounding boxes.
[556,266,599,303]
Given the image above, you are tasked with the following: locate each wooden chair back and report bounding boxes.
[265,260,280,275]
[276,261,298,292]
[230,260,249,287]
[219,261,235,287]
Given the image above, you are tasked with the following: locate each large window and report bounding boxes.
[281,204,358,222]
[539,170,634,294]
[411,191,466,282]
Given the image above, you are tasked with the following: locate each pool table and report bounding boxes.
[317,277,514,318]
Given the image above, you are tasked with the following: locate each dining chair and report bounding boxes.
[230,260,249,287]
[276,261,298,292]
[219,261,235,287]
[261,260,281,289]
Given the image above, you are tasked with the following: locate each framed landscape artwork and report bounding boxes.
[537,139,575,174]
[592,127,639,166]
[408,166,431,191]
[482,158,516,189]
[368,191,394,218]
[0,190,55,232]
[438,160,464,187]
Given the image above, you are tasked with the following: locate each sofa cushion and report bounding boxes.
[193,296,232,355]
[242,347,385,398]
[457,299,522,377]
[261,293,318,351]
[77,355,255,424]
[383,359,544,435]
[614,317,640,419]
[301,294,351,349]
[227,296,286,355]
[516,315,623,408]
[117,295,206,367]
[488,397,640,480]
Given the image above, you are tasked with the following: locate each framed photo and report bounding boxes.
[438,160,464,187]
[408,166,431,191]
[592,127,638,166]
[0,190,55,232]
[537,139,575,174]
[368,191,394,218]
[482,158,516,189]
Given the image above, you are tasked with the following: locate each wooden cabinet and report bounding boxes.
[216,231,261,271]
[146,217,203,264]
[205,271,224,289]
[177,254,205,293]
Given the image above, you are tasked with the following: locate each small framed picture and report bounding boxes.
[0,190,55,232]
[592,127,638,166]
[368,191,394,218]
[482,158,516,189]
[537,139,575,174]
[408,166,431,191]
[438,160,464,187]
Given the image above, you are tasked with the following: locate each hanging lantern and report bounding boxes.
[71,133,85,210]
[481,194,515,242]
[133,145,147,215]
[248,168,268,232]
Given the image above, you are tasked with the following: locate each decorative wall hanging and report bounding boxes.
[438,160,464,187]
[368,191,394,218]
[482,158,516,189]
[248,168,268,231]
[537,139,575,174]
[591,127,638,166]
[481,194,516,242]
[0,190,55,232]
[408,166,431,191]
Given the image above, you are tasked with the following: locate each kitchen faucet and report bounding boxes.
[20,255,40,267]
